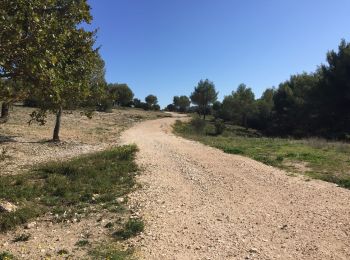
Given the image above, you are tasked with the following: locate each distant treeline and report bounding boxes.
[167,39,350,140]
[23,83,160,112]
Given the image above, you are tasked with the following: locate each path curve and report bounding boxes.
[121,115,350,260]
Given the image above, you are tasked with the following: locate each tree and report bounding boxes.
[178,96,190,112]
[145,94,158,110]
[220,84,255,128]
[250,88,275,130]
[234,84,255,128]
[108,83,134,107]
[271,73,319,136]
[22,0,100,142]
[316,39,350,138]
[190,79,218,119]
[212,101,222,118]
[133,98,142,108]
[0,79,26,122]
[166,103,176,111]
[173,96,180,111]
[84,53,109,110]
[0,1,45,120]
[173,95,190,112]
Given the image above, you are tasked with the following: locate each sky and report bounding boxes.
[87,0,350,107]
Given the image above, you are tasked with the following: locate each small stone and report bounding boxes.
[116,197,125,203]
[0,201,17,213]
[280,224,288,230]
[249,248,258,253]
[25,222,37,229]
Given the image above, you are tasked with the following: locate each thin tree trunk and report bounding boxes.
[53,107,62,142]
[202,105,206,120]
[1,102,10,122]
[243,114,248,129]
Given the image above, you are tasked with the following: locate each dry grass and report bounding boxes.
[0,105,168,175]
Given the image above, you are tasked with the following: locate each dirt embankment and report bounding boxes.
[121,116,350,260]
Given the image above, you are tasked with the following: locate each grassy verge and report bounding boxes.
[0,145,138,230]
[0,145,144,259]
[174,119,350,189]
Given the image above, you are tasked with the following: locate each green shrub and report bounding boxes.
[0,207,41,232]
[191,117,206,133]
[97,97,114,112]
[75,240,89,247]
[89,244,134,260]
[0,252,15,260]
[223,147,244,154]
[113,219,144,240]
[214,119,225,135]
[13,233,30,242]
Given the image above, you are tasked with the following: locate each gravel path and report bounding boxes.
[121,115,350,260]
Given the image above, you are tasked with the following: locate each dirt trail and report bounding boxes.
[121,115,350,260]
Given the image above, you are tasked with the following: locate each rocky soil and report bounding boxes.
[121,115,350,260]
[0,106,168,259]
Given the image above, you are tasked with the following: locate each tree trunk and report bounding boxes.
[202,105,206,120]
[53,107,62,142]
[1,102,10,122]
[243,114,248,129]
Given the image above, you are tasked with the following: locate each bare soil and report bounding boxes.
[0,106,167,176]
[121,115,350,260]
[0,106,168,259]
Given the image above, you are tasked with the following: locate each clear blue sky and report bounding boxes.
[87,0,350,107]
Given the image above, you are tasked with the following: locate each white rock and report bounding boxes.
[116,197,125,203]
[25,221,37,229]
[0,201,17,213]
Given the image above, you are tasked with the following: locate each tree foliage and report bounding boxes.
[145,94,158,110]
[187,39,350,140]
[0,0,104,141]
[190,79,218,119]
[108,83,134,107]
[173,95,190,112]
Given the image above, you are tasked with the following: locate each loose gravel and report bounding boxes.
[122,115,350,260]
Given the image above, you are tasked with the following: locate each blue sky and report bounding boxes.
[87,0,350,107]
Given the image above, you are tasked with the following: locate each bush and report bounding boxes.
[113,218,144,240]
[89,244,134,260]
[214,119,225,135]
[191,117,206,133]
[97,97,114,112]
[0,252,15,260]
